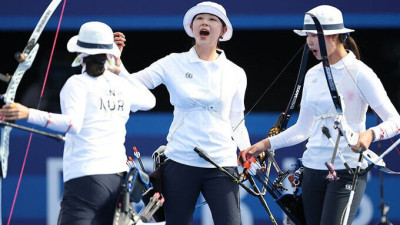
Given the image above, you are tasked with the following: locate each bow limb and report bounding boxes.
[276,44,310,131]
[307,13,342,112]
[235,44,307,182]
[1,1,64,224]
[0,44,40,178]
[307,13,359,148]
[237,44,308,180]
[307,13,352,172]
[239,44,309,185]
[0,0,62,179]
[307,13,367,225]
[0,45,40,181]
[15,0,63,62]
[236,45,310,224]
[259,44,309,179]
[233,44,307,134]
[233,40,310,225]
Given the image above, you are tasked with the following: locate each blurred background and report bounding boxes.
[1,0,400,224]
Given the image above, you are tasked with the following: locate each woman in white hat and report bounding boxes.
[0,21,155,225]
[240,5,400,225]
[114,1,250,224]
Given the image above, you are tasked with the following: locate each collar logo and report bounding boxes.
[185,72,193,79]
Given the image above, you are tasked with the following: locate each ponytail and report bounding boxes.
[339,34,360,60]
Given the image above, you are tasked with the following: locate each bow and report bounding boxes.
[259,44,309,185]
[195,147,278,225]
[0,0,64,223]
[234,43,309,183]
[0,0,62,178]
[237,44,308,184]
[232,44,310,225]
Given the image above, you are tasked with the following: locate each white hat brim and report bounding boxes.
[67,35,121,58]
[183,5,233,41]
[293,28,355,36]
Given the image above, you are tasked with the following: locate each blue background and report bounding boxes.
[1,0,400,30]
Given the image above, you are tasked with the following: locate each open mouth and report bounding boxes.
[199,29,210,37]
[311,49,318,55]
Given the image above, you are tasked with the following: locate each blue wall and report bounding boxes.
[2,112,400,225]
[1,0,400,30]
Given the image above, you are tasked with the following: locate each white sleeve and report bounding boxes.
[119,58,166,90]
[230,111,251,151]
[118,62,156,112]
[28,77,87,134]
[370,104,400,141]
[27,108,74,133]
[127,77,156,112]
[229,69,250,150]
[357,70,400,141]
[27,78,85,134]
[269,79,314,150]
[231,68,246,112]
[269,104,314,150]
[25,77,90,134]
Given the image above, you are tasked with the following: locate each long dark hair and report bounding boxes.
[339,34,360,60]
[83,54,107,77]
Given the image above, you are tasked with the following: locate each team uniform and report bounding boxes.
[269,51,400,225]
[28,69,155,225]
[120,47,251,225]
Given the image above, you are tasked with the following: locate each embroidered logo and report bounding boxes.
[185,72,193,79]
[311,78,318,84]
[345,184,353,191]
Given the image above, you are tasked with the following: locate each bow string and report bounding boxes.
[260,44,309,179]
[0,0,66,224]
[234,44,310,225]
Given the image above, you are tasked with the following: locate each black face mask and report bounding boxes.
[83,54,107,77]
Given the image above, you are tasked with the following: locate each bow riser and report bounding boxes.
[288,84,302,110]
[3,44,39,104]
[280,44,309,130]
[258,45,309,175]
[0,44,39,178]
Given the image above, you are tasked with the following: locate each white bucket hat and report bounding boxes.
[293,5,354,36]
[67,21,120,57]
[183,1,233,41]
